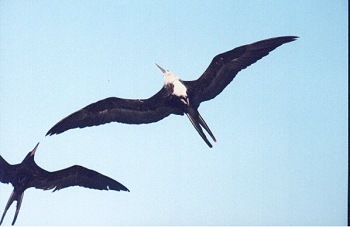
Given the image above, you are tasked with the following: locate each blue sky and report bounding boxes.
[0,0,348,225]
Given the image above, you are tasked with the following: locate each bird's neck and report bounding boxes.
[163,72,180,84]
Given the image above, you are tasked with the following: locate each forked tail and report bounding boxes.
[186,108,216,148]
[0,191,24,226]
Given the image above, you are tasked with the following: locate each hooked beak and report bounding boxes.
[155,63,166,74]
[30,142,40,156]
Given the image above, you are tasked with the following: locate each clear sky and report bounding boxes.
[0,0,348,225]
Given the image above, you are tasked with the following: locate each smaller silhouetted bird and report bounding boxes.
[0,143,129,225]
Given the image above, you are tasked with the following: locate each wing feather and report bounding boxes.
[184,36,298,107]
[29,165,129,192]
[46,87,183,135]
[0,156,12,184]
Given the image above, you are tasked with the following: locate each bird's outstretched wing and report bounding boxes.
[29,165,129,192]
[0,156,12,184]
[46,87,183,136]
[183,36,298,108]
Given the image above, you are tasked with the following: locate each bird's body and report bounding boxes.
[46,36,298,147]
[0,143,129,225]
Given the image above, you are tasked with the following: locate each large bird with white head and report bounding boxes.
[46,36,298,147]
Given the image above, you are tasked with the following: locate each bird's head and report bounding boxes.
[23,142,39,160]
[22,143,39,164]
[155,63,167,74]
[155,63,180,84]
[30,143,40,156]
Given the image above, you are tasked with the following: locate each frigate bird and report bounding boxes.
[0,143,129,225]
[46,36,298,147]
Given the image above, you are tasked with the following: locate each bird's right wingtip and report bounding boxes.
[122,184,130,192]
[285,36,299,42]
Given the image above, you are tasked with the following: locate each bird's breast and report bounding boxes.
[172,80,188,98]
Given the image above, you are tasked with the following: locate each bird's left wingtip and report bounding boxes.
[45,127,57,136]
[45,131,52,136]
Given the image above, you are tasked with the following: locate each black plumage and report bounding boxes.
[46,36,298,147]
[0,143,129,225]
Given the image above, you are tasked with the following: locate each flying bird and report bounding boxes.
[0,143,129,225]
[46,36,298,147]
